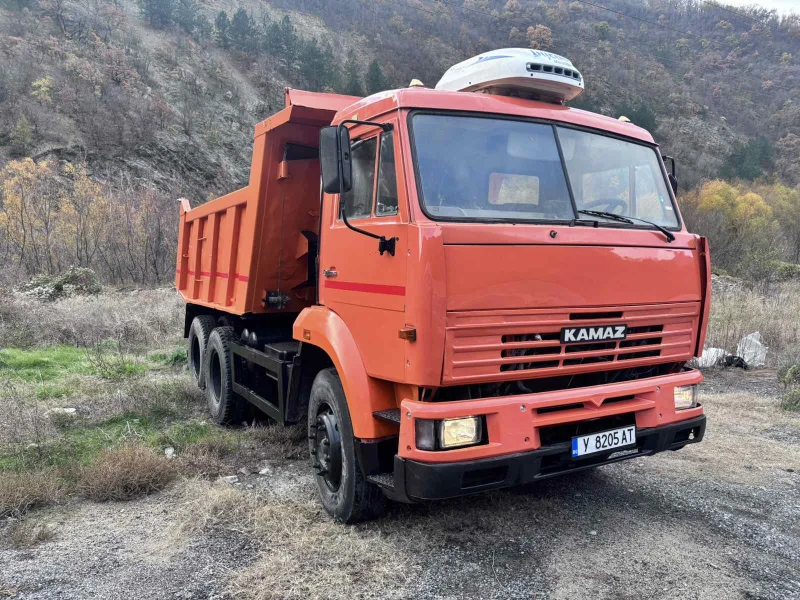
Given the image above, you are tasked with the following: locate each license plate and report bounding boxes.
[572,426,636,458]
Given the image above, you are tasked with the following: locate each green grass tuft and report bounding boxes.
[0,346,90,382]
[149,347,188,367]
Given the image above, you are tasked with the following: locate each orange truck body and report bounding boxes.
[177,86,709,505]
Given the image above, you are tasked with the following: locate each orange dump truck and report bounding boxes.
[177,49,709,523]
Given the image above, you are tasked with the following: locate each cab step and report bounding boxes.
[367,472,395,490]
[373,408,401,424]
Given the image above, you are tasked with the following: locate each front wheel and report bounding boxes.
[308,368,385,523]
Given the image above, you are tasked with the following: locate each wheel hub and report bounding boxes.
[312,408,342,491]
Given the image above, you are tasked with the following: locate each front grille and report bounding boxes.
[443,302,700,384]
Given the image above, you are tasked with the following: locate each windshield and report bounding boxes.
[410,114,680,228]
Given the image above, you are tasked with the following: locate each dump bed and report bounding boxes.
[176,89,360,315]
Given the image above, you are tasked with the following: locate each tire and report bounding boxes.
[204,326,248,425]
[308,368,386,523]
[187,315,216,390]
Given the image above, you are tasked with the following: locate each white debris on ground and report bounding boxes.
[695,347,729,368]
[737,332,768,368]
[694,332,768,369]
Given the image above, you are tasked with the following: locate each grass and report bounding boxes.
[0,471,62,518]
[78,445,176,502]
[5,519,56,549]
[706,279,800,367]
[0,346,91,382]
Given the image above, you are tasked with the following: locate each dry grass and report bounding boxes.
[0,288,184,350]
[247,423,308,460]
[5,518,56,549]
[170,480,419,600]
[0,471,62,518]
[707,279,800,366]
[78,445,177,502]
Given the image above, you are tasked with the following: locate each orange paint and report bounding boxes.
[177,86,708,450]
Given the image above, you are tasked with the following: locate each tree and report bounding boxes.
[527,24,553,50]
[720,136,773,181]
[230,8,255,53]
[174,0,197,35]
[213,11,231,49]
[365,60,389,95]
[10,115,32,157]
[138,0,174,29]
[299,40,324,91]
[343,50,363,96]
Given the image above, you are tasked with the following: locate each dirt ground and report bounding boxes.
[1,368,798,600]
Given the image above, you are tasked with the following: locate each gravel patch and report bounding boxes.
[1,378,798,600]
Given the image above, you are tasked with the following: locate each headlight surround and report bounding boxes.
[674,385,698,410]
[439,416,482,449]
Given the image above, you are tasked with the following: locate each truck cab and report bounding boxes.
[177,49,709,523]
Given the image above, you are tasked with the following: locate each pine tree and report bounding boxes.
[138,0,175,29]
[300,40,327,91]
[230,8,254,53]
[174,0,197,35]
[10,114,32,157]
[213,11,231,49]
[365,60,389,95]
[343,50,363,96]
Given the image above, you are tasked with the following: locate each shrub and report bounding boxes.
[781,390,800,412]
[0,471,62,518]
[17,267,102,302]
[775,261,800,282]
[6,519,56,549]
[78,444,176,502]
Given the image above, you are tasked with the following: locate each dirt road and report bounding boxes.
[1,370,798,600]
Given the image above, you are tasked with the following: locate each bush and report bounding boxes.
[6,519,56,549]
[775,261,800,282]
[17,267,102,302]
[781,390,800,412]
[0,471,62,518]
[78,444,176,502]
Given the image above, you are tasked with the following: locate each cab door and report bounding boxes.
[319,123,409,382]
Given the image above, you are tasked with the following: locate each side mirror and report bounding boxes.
[320,126,352,194]
[668,173,678,195]
[662,154,678,195]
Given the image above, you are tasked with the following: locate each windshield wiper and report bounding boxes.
[578,210,675,243]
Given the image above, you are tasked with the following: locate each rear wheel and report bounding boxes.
[204,326,247,425]
[308,368,385,523]
[187,315,216,389]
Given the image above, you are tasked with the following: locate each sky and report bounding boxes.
[720,0,799,15]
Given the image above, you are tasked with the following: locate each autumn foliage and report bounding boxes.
[679,180,800,282]
[0,159,176,284]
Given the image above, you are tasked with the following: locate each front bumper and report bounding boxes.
[385,414,705,502]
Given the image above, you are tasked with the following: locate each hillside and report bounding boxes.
[0,0,798,283]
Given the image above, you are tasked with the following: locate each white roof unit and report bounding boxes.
[435,48,584,103]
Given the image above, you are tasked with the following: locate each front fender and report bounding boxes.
[293,306,398,439]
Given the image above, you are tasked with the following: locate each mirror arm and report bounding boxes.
[335,120,396,256]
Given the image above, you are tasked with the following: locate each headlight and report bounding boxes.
[439,417,482,449]
[674,385,698,410]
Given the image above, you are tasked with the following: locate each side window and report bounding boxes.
[376,132,398,216]
[341,138,377,220]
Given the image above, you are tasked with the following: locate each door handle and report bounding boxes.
[323,268,338,278]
